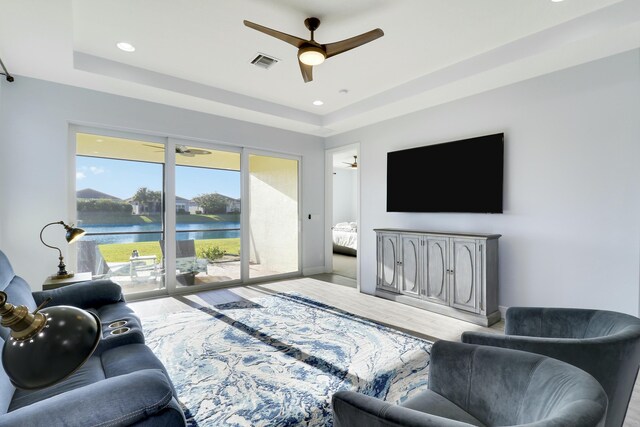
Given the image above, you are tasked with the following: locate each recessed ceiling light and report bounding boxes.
[116,42,136,52]
[313,100,324,106]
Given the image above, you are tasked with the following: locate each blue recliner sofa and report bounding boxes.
[0,250,186,426]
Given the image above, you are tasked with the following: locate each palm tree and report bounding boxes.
[132,187,162,214]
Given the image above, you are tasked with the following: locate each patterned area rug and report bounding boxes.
[143,293,432,426]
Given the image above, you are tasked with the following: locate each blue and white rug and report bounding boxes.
[143,292,432,426]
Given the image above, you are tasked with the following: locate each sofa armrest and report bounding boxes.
[33,279,124,309]
[0,369,181,427]
[332,391,472,427]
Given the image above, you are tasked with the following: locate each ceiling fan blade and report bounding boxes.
[179,152,195,157]
[143,143,164,150]
[299,59,313,83]
[186,148,211,155]
[323,28,384,59]
[244,20,307,48]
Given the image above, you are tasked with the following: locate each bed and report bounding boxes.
[332,222,357,256]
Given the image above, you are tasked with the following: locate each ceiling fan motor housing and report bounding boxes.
[304,17,321,32]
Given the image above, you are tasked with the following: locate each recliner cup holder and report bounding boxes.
[110,327,130,335]
[108,320,127,329]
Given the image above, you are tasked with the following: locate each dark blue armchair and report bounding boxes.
[332,340,607,427]
[462,307,640,427]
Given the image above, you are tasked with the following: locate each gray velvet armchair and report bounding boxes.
[332,340,607,427]
[462,307,640,427]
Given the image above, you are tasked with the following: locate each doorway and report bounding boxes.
[325,145,359,287]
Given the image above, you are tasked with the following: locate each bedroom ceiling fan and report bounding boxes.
[243,17,384,83]
[143,144,211,157]
[343,155,358,168]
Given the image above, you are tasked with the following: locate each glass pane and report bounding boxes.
[174,146,241,287]
[76,133,165,294]
[248,154,299,278]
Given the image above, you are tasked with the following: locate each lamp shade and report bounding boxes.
[40,221,85,279]
[65,225,85,244]
[0,292,100,390]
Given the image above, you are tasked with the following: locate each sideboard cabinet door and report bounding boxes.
[400,235,421,297]
[424,237,448,305]
[450,239,479,313]
[377,233,400,292]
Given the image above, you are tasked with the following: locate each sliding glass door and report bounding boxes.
[174,145,241,288]
[75,132,166,295]
[75,130,300,295]
[247,153,300,279]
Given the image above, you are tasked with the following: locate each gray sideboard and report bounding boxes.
[375,228,501,326]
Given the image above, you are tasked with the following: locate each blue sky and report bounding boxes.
[76,156,240,200]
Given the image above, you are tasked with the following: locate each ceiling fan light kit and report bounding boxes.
[298,46,325,66]
[244,17,383,83]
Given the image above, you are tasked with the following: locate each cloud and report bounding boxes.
[89,166,105,175]
[76,171,86,180]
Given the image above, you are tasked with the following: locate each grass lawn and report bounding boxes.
[98,238,240,263]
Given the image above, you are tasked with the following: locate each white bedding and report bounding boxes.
[333,222,357,252]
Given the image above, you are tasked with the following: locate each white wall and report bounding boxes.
[332,169,357,224]
[0,80,4,248]
[326,50,640,316]
[0,77,325,290]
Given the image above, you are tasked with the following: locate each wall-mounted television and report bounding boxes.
[387,133,504,213]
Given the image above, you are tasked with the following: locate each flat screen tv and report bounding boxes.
[387,133,504,213]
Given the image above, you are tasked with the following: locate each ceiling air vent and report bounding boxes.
[251,53,279,69]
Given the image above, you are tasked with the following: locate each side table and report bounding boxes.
[43,271,93,290]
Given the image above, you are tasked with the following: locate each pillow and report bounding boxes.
[334,222,356,231]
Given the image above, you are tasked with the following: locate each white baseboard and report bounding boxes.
[498,305,509,319]
[302,266,326,276]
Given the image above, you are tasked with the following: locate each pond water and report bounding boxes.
[82,222,240,244]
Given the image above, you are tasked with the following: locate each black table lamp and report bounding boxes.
[0,291,100,389]
[39,221,86,280]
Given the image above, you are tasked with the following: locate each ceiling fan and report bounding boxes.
[143,144,211,157]
[244,17,384,83]
[343,155,358,168]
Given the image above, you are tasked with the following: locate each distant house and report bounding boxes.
[127,198,162,215]
[76,188,121,201]
[225,197,240,213]
[76,188,131,216]
[176,196,200,214]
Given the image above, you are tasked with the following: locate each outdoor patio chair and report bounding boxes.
[77,240,112,279]
[159,239,205,285]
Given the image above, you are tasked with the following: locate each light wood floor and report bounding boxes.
[128,276,640,426]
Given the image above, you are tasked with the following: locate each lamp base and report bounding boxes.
[48,273,75,281]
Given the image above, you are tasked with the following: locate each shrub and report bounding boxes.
[199,245,226,262]
[77,199,132,213]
